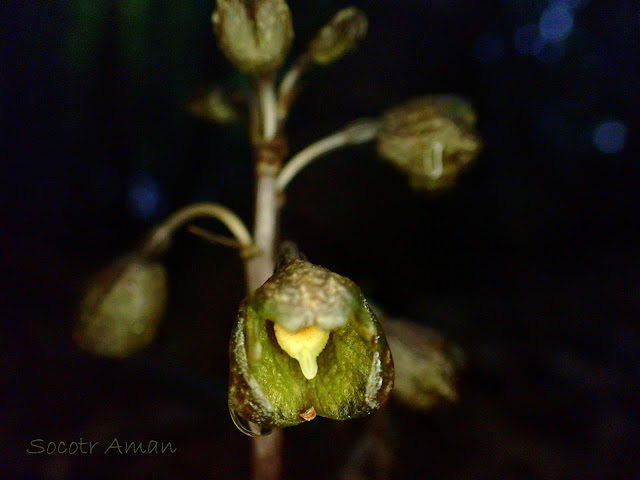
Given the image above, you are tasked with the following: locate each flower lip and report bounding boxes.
[273,323,331,379]
[251,259,361,332]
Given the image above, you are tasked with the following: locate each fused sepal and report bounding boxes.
[228,260,393,434]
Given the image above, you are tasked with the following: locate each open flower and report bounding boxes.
[228,259,394,434]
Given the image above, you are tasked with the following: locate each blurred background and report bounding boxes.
[3,0,639,478]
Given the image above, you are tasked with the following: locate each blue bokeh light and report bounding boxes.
[539,2,574,42]
[592,120,627,154]
[514,23,544,55]
[557,0,583,9]
[128,174,164,221]
[473,32,505,64]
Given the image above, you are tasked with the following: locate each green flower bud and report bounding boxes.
[212,0,294,75]
[74,254,167,358]
[228,260,394,434]
[308,7,368,65]
[383,318,464,411]
[376,95,482,192]
[187,89,241,125]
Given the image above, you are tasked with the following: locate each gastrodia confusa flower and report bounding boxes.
[308,7,368,66]
[382,318,464,411]
[212,0,294,75]
[376,95,482,192]
[228,259,394,435]
[74,254,167,358]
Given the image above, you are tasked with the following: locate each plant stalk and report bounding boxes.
[245,167,278,292]
[244,76,285,480]
[276,118,381,191]
[141,202,252,257]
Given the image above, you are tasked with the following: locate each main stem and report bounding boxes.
[244,76,284,480]
[245,168,278,291]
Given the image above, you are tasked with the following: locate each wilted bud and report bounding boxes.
[229,259,394,434]
[382,318,464,410]
[308,7,368,65]
[376,95,482,192]
[212,0,294,75]
[74,254,167,358]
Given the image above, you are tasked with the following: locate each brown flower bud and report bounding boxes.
[376,95,482,192]
[212,0,294,75]
[74,254,167,358]
[308,7,368,65]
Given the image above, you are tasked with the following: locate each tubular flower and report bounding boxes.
[228,259,394,435]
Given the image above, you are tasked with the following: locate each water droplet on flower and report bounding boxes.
[229,408,275,437]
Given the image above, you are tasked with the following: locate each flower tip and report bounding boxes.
[299,407,317,422]
[299,353,319,380]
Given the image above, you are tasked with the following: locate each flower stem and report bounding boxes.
[243,74,286,480]
[141,202,252,257]
[256,76,279,142]
[277,54,311,120]
[276,118,381,191]
[245,166,278,291]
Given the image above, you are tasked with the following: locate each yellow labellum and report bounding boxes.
[273,324,330,380]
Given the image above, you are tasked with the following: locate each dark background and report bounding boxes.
[3,0,639,478]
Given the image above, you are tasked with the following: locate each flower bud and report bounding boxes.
[383,318,464,410]
[74,254,167,358]
[212,0,294,75]
[308,7,368,65]
[228,259,394,434]
[187,89,241,125]
[376,95,482,192]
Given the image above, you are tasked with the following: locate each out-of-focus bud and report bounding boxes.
[308,7,368,65]
[376,95,482,192]
[187,89,241,125]
[74,254,167,358]
[228,259,394,435]
[382,318,464,410]
[211,0,294,75]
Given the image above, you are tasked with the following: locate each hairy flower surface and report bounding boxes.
[229,260,394,434]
